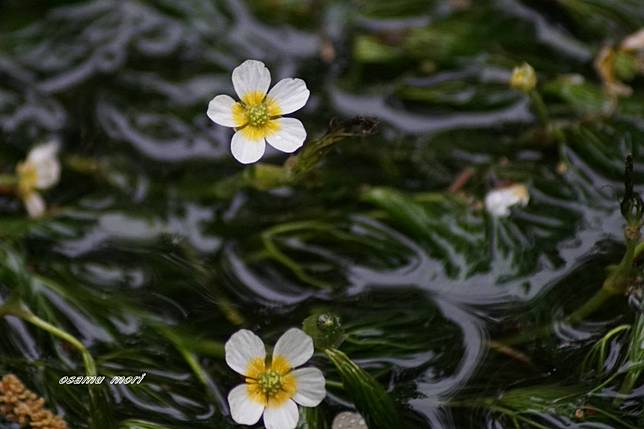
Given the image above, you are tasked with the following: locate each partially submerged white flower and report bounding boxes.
[484,184,529,217]
[16,142,60,218]
[207,60,310,164]
[332,411,368,429]
[225,328,326,429]
[621,28,644,51]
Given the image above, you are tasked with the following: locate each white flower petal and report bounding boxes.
[232,60,271,100]
[267,78,310,115]
[484,184,529,217]
[228,384,264,425]
[225,329,266,376]
[622,29,644,51]
[263,399,299,429]
[23,192,46,218]
[272,328,314,369]
[231,131,266,164]
[27,142,60,189]
[207,94,240,127]
[292,367,326,407]
[265,118,306,153]
[27,141,58,165]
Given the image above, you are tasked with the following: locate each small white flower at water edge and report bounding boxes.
[207,60,310,164]
[622,28,644,51]
[16,142,61,218]
[484,184,529,217]
[332,411,368,429]
[225,328,326,429]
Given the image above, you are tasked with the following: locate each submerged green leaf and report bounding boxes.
[299,407,331,429]
[325,348,400,429]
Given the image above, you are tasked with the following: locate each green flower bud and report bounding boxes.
[303,312,345,350]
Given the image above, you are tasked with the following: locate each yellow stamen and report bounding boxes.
[271,355,291,375]
[244,355,297,407]
[239,120,280,141]
[245,357,266,380]
[266,373,296,408]
[241,91,266,106]
[234,91,282,141]
[246,382,266,404]
[232,103,247,128]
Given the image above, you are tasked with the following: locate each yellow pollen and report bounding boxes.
[247,103,269,127]
[258,369,282,395]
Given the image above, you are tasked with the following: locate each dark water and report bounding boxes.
[0,0,643,428]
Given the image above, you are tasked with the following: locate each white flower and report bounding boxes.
[622,28,644,51]
[225,328,326,429]
[16,142,60,218]
[332,412,368,429]
[484,184,529,217]
[207,60,310,164]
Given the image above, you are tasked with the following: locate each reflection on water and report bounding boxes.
[0,0,643,428]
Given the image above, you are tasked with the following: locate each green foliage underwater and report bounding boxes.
[0,0,644,428]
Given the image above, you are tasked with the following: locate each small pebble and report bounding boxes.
[332,411,368,429]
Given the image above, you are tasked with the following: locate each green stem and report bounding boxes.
[0,297,112,429]
[614,313,644,406]
[157,326,222,402]
[0,299,96,375]
[602,237,637,295]
[0,174,17,187]
[634,240,644,258]
[262,221,334,290]
[529,91,549,126]
[504,236,637,345]
[325,379,344,389]
[502,288,617,346]
[23,310,97,375]
[566,288,615,325]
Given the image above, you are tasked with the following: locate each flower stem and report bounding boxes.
[0,296,113,429]
[0,296,96,375]
[633,240,644,258]
[157,326,223,403]
[529,91,549,126]
[24,310,97,375]
[503,233,638,346]
[565,288,616,325]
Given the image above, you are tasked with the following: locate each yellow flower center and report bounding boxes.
[232,91,282,141]
[246,103,270,128]
[245,356,296,408]
[257,369,283,395]
[16,162,37,196]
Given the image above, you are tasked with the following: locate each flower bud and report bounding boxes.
[303,312,345,350]
[510,63,537,92]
